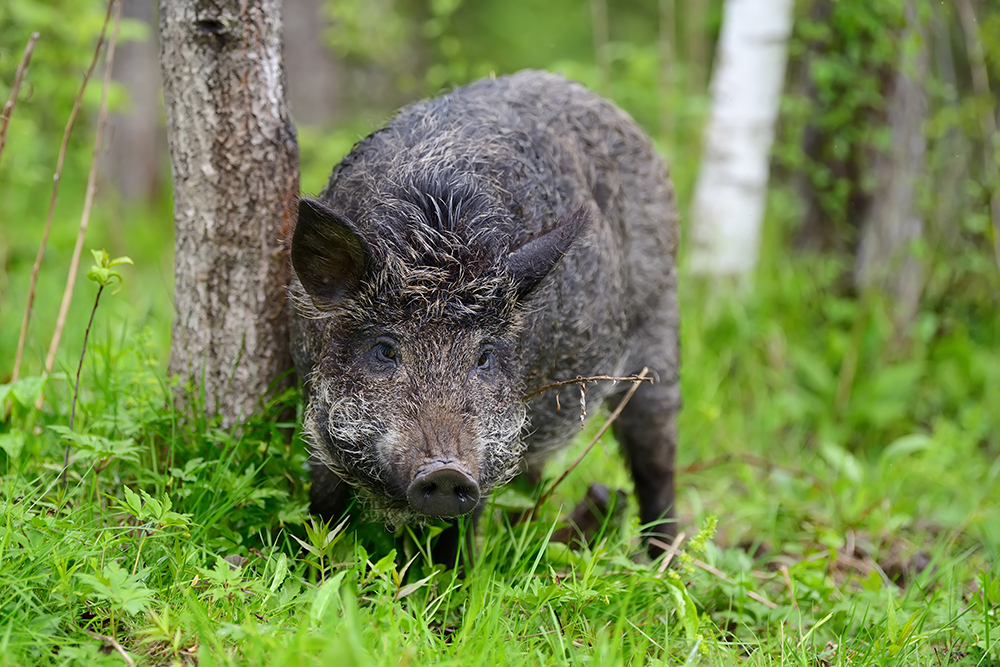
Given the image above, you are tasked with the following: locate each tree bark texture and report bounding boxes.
[160,0,298,424]
[688,0,794,278]
[854,1,928,323]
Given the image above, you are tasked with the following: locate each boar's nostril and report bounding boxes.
[407,466,480,517]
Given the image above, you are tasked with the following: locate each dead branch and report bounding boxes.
[692,558,778,609]
[0,32,40,164]
[528,368,650,519]
[11,2,114,386]
[523,373,654,402]
[38,0,122,408]
[652,532,686,573]
[82,630,136,667]
[524,372,654,427]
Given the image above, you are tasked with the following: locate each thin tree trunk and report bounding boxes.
[159,0,298,424]
[106,0,165,204]
[688,0,794,279]
[854,0,928,323]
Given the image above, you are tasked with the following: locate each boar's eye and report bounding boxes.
[476,346,496,373]
[372,339,398,366]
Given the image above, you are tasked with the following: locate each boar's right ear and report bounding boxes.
[506,207,589,298]
[292,197,368,309]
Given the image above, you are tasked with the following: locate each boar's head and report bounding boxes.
[290,185,587,525]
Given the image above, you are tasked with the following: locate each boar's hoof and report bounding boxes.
[407,466,480,517]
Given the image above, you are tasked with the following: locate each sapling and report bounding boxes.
[61,249,132,487]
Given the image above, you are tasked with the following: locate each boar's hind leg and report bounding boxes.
[310,462,352,524]
[613,355,680,558]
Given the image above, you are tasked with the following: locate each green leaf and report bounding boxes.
[8,376,48,409]
[394,571,437,601]
[820,441,863,485]
[123,486,143,517]
[310,571,347,624]
[76,561,153,616]
[880,433,933,464]
[48,427,140,463]
[665,578,699,641]
[269,554,289,594]
[0,430,26,460]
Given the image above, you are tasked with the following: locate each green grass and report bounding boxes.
[2,232,999,665]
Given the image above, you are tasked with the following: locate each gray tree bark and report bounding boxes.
[159,0,298,424]
[854,0,928,323]
[283,0,344,127]
[107,0,166,203]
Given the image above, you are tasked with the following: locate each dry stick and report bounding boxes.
[0,32,40,164]
[11,2,115,386]
[37,0,122,410]
[691,558,778,610]
[780,564,799,614]
[523,373,654,402]
[956,0,1000,271]
[652,532,686,573]
[82,630,136,667]
[528,368,650,519]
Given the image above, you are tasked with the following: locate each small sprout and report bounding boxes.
[61,249,135,489]
[86,249,133,291]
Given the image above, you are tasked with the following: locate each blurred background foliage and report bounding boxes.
[1,0,999,460]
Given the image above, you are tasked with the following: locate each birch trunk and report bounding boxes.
[160,0,298,424]
[688,0,794,278]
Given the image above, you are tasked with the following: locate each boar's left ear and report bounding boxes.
[506,207,589,298]
[292,197,369,310]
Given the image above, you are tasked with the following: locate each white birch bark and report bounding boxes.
[688,0,794,278]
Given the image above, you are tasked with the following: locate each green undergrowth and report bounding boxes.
[2,249,999,666]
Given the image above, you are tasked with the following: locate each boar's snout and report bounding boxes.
[407,464,480,517]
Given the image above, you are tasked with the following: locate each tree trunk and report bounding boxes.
[159,0,298,424]
[854,0,928,323]
[106,0,166,204]
[688,0,794,279]
[283,0,344,127]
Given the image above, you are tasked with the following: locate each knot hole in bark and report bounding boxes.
[196,18,228,41]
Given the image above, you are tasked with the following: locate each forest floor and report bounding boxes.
[2,235,999,666]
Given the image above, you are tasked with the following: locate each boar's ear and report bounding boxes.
[292,197,368,309]
[506,207,589,298]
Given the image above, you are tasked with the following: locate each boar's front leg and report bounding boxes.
[614,376,679,558]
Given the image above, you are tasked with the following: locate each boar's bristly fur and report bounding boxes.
[289,71,680,555]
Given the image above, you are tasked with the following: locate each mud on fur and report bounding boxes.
[289,70,680,559]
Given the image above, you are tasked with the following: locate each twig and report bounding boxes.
[12,2,114,386]
[0,32,40,164]
[780,564,799,614]
[38,0,122,408]
[680,452,824,486]
[692,558,778,610]
[523,373,654,402]
[82,630,136,667]
[652,532,686,573]
[528,368,651,519]
[956,0,1000,272]
[63,285,104,488]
